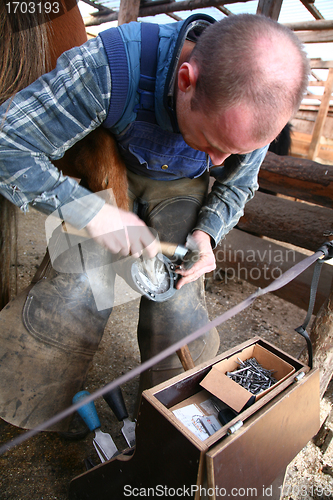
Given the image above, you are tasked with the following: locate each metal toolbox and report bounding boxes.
[69,337,320,500]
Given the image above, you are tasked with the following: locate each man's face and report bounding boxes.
[177,101,285,166]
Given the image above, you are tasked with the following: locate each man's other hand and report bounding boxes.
[175,230,216,289]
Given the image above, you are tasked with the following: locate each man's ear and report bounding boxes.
[177,62,199,93]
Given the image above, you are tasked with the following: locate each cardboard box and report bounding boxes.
[200,344,295,413]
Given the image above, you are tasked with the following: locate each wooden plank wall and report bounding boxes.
[290,57,333,164]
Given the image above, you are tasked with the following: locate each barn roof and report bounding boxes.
[79,0,333,27]
[78,0,333,61]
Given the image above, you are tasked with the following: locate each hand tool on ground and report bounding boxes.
[103,387,136,448]
[73,390,118,462]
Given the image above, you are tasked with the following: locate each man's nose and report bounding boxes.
[209,152,230,166]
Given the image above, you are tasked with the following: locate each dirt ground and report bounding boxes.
[0,207,332,500]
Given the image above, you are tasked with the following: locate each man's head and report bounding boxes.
[176,14,310,164]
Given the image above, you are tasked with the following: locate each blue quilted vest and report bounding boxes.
[99,15,215,180]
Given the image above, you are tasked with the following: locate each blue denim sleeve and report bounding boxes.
[193,146,269,247]
[0,36,111,229]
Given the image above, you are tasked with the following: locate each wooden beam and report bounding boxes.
[291,131,333,164]
[308,68,333,161]
[236,191,333,252]
[166,12,183,21]
[256,0,283,21]
[296,30,333,44]
[309,81,330,87]
[311,70,325,82]
[118,0,141,25]
[311,60,333,70]
[303,93,329,103]
[299,0,324,20]
[258,152,333,209]
[284,20,333,31]
[299,103,333,112]
[215,5,233,16]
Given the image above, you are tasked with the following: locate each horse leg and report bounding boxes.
[54,129,129,211]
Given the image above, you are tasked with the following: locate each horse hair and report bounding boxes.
[0,4,51,106]
[0,2,130,309]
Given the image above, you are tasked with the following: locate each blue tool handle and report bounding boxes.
[72,390,101,432]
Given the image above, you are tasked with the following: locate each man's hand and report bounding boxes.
[175,230,216,289]
[85,204,158,258]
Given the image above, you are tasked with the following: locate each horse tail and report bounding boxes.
[0,2,128,308]
[0,5,52,309]
[0,4,51,106]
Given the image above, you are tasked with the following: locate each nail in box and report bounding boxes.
[200,344,295,413]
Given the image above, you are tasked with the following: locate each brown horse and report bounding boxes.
[0,1,128,308]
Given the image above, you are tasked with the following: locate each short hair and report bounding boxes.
[190,14,310,141]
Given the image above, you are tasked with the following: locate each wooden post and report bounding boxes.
[118,0,141,25]
[307,68,333,161]
[0,197,17,310]
[176,346,195,371]
[256,0,283,20]
[310,277,333,398]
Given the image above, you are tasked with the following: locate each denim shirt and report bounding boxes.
[195,146,268,246]
[116,121,210,180]
[0,37,109,229]
[0,31,268,244]
[100,17,214,180]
